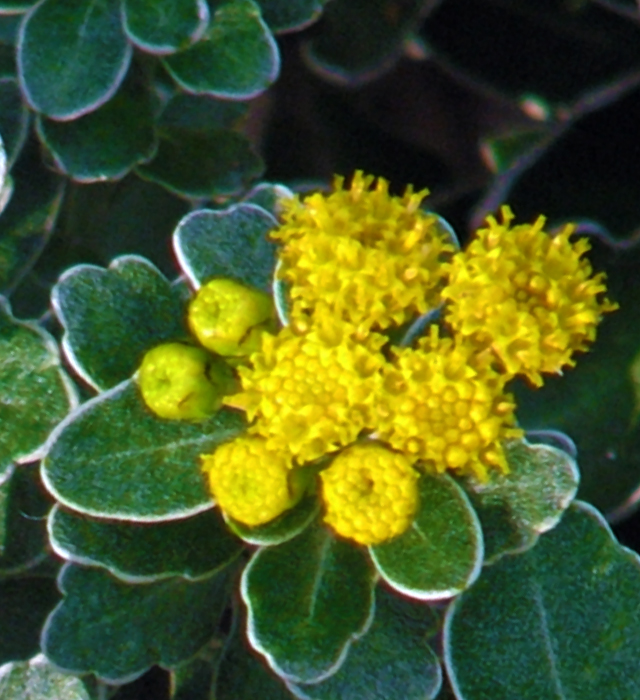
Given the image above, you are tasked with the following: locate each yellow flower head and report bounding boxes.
[230,314,386,464]
[188,278,276,358]
[376,327,522,481]
[441,206,617,386]
[138,342,232,420]
[202,436,299,526]
[273,171,455,331]
[320,442,419,545]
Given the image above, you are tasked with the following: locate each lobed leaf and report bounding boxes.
[0,655,93,700]
[51,255,185,391]
[42,380,247,521]
[444,501,640,699]
[370,474,483,600]
[241,518,376,683]
[243,181,294,218]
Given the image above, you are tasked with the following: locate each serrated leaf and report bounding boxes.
[257,0,326,33]
[123,0,209,54]
[52,255,186,391]
[0,299,76,471]
[49,503,243,582]
[241,519,375,684]
[369,474,483,600]
[173,204,277,292]
[37,75,157,182]
[42,563,233,682]
[17,0,131,120]
[462,438,579,564]
[42,380,247,521]
[0,77,28,169]
[163,0,279,99]
[289,584,442,700]
[0,577,60,665]
[136,126,262,199]
[0,655,93,700]
[444,501,640,699]
[225,493,319,546]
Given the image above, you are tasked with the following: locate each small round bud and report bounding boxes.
[188,278,276,358]
[138,342,231,420]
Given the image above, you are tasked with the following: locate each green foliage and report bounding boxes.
[0,655,94,700]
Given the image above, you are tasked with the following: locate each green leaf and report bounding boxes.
[257,0,326,33]
[136,126,262,199]
[225,492,320,546]
[0,77,29,169]
[462,438,579,564]
[123,0,209,54]
[36,75,157,182]
[171,653,222,700]
[243,182,294,218]
[0,577,60,664]
[173,204,277,292]
[159,93,248,130]
[0,655,93,700]
[241,518,375,683]
[49,503,243,582]
[0,299,77,471]
[17,0,131,119]
[0,1,36,11]
[0,464,50,574]
[51,255,186,391]
[444,501,640,699]
[42,380,247,521]
[42,564,233,681]
[370,474,483,600]
[163,0,279,99]
[290,584,442,700]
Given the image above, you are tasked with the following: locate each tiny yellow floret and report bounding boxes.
[138,342,230,420]
[188,278,276,358]
[321,442,419,545]
[442,206,617,386]
[202,436,298,526]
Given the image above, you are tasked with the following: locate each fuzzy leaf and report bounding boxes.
[49,504,243,582]
[241,519,375,683]
[136,126,262,199]
[17,0,131,119]
[463,438,579,563]
[289,584,442,700]
[444,501,640,699]
[51,255,185,391]
[0,77,29,169]
[0,299,76,471]
[158,93,248,130]
[42,564,233,681]
[370,474,483,600]
[163,0,279,99]
[243,182,294,218]
[173,204,277,292]
[123,0,209,54]
[0,655,93,700]
[42,380,247,521]
[257,0,326,33]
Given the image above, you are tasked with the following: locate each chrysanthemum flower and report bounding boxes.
[320,442,419,545]
[229,314,386,464]
[202,436,300,526]
[376,327,522,481]
[441,206,617,386]
[272,171,455,331]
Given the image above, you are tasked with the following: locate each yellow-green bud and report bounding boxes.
[188,278,276,358]
[138,342,232,420]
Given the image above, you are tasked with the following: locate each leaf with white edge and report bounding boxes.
[225,493,319,546]
[42,563,233,682]
[0,77,29,169]
[0,578,60,665]
[243,182,294,218]
[49,503,243,582]
[0,298,77,471]
[123,0,209,54]
[462,438,579,564]
[257,0,326,33]
[51,255,186,391]
[174,204,277,292]
[0,129,5,192]
[163,0,279,100]
[370,474,483,600]
[241,518,375,684]
[289,584,442,700]
[444,501,640,700]
[42,380,247,521]
[17,0,131,120]
[0,655,93,700]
